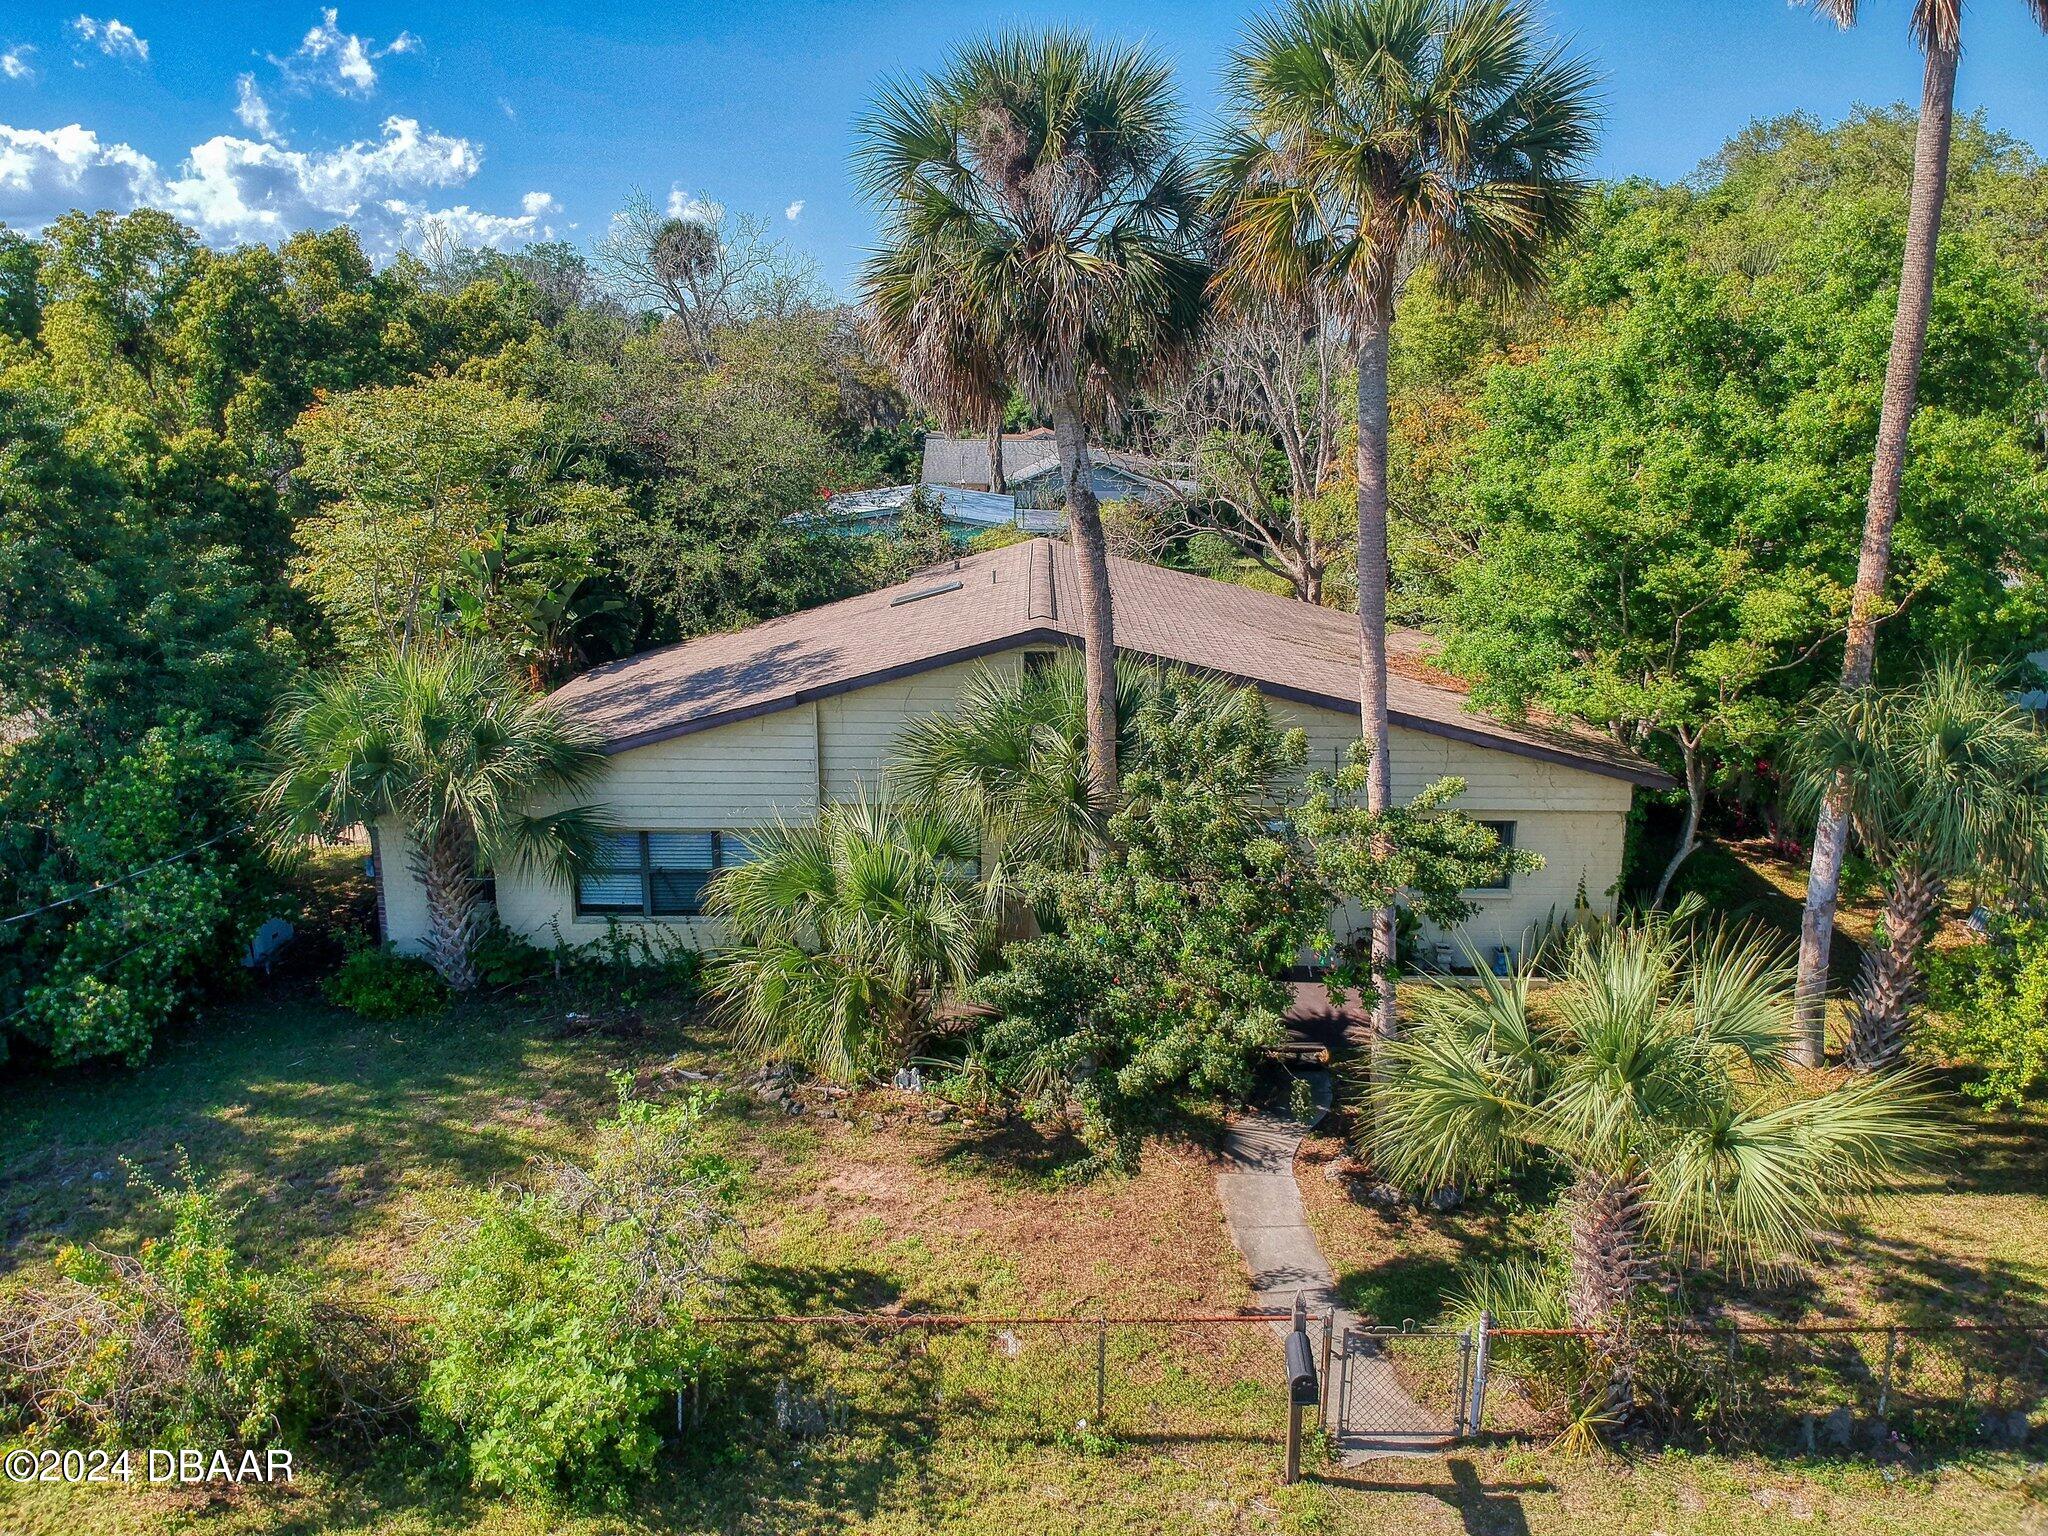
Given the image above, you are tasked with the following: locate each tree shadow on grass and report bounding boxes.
[0,987,702,1279]
[932,1116,1099,1189]
[1313,1456,1550,1535]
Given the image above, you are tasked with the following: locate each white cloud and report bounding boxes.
[162,116,481,243]
[784,199,803,222]
[0,122,161,223]
[666,184,719,223]
[70,17,149,64]
[1,46,37,83]
[0,100,546,261]
[234,74,279,141]
[270,8,417,98]
[398,201,550,252]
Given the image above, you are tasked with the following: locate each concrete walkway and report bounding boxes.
[1215,1070,1453,1462]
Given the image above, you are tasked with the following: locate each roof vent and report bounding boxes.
[889,579,963,608]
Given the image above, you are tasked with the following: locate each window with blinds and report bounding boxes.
[575,831,754,918]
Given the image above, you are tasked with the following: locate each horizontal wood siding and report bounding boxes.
[818,656,1014,800]
[1268,699,1632,954]
[438,651,1634,964]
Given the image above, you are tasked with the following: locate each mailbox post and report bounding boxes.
[1283,1300,1319,1484]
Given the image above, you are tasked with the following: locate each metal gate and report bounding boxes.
[1329,1322,1485,1453]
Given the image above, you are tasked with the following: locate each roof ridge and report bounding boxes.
[1027,538,1056,621]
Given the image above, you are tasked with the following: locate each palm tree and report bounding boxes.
[705,799,988,1083]
[1371,917,1944,1415]
[1788,657,2048,1071]
[857,31,1210,816]
[257,644,608,990]
[1215,0,1597,1039]
[1790,0,2048,1066]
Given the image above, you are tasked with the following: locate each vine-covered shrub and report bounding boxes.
[321,939,449,1020]
[1926,916,2048,1107]
[0,718,268,1067]
[1,1161,331,1448]
[420,1080,740,1505]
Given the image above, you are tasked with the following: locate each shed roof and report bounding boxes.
[548,539,1672,787]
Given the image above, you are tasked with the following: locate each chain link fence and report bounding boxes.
[693,1314,1297,1450]
[695,1314,2045,1462]
[1477,1323,2048,1451]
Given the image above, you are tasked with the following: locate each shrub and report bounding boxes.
[562,919,703,1010]
[1,1160,337,1448]
[321,939,449,1019]
[470,915,549,988]
[1925,916,2048,1108]
[971,677,1327,1166]
[420,1080,740,1505]
[0,717,270,1067]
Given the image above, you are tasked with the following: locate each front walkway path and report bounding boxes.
[1215,1070,1453,1462]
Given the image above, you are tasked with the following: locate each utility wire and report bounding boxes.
[0,826,247,930]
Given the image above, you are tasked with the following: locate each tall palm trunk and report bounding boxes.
[1356,301,1397,1041]
[987,411,1007,494]
[1051,387,1119,819]
[415,816,481,991]
[1843,862,1942,1072]
[1793,40,1959,1066]
[1566,1168,1655,1424]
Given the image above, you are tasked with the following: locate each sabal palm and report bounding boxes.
[1371,919,1944,1373]
[857,31,1210,814]
[890,653,1277,874]
[705,799,987,1083]
[1215,0,1596,1038]
[257,644,608,989]
[1790,0,2048,1064]
[1789,657,2048,1071]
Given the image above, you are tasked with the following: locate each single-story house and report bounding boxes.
[802,485,1062,543]
[374,539,1670,965]
[920,431,1195,511]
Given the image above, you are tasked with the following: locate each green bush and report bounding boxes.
[421,1080,740,1506]
[7,1159,330,1448]
[471,915,549,988]
[0,717,270,1067]
[972,677,1328,1167]
[1925,916,2048,1108]
[321,939,449,1019]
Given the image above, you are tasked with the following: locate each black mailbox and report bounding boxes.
[1285,1330,1318,1407]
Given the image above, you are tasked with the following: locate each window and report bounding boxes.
[576,831,753,918]
[1468,820,1517,892]
[1022,649,1057,679]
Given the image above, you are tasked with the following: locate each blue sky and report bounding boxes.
[3,2,2046,293]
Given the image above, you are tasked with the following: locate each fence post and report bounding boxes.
[1318,1310,1334,1433]
[1095,1319,1107,1425]
[1469,1313,1493,1438]
[1879,1328,1896,1421]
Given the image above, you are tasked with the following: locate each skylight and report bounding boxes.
[889,579,963,607]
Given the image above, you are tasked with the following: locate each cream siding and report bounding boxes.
[378,650,1637,966]
[470,658,1012,954]
[371,817,433,958]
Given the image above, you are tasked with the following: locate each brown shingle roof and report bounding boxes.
[549,539,1672,787]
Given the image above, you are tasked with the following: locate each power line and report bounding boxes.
[0,826,247,930]
[0,935,159,1030]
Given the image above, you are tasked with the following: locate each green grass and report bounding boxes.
[3,851,2045,1534]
